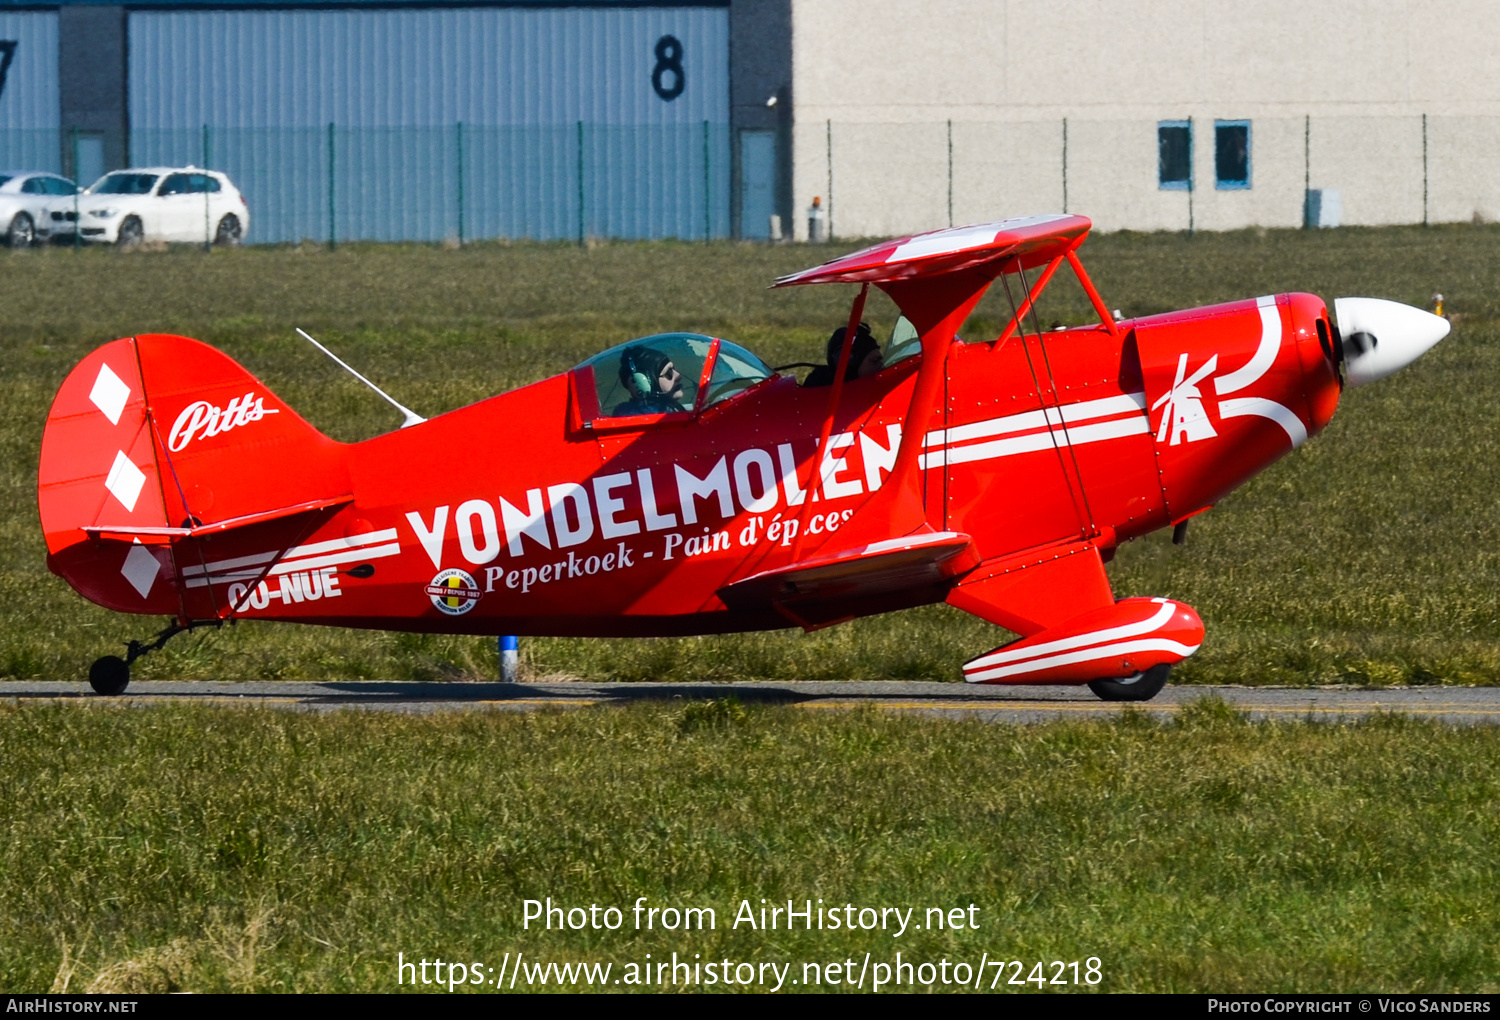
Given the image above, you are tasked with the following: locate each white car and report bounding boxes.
[0,171,82,247]
[76,167,250,246]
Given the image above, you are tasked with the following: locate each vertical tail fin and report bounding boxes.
[39,334,350,615]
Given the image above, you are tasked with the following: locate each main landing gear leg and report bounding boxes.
[88,620,218,696]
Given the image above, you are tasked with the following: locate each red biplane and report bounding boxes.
[39,214,1449,698]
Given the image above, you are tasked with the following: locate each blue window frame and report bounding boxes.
[1215,120,1251,189]
[1158,121,1192,190]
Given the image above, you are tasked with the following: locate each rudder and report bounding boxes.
[40,334,350,616]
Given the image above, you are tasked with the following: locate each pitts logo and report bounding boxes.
[168,392,280,451]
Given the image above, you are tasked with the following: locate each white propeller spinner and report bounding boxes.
[1333,297,1450,388]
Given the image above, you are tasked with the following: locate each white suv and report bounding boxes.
[0,171,81,246]
[76,167,250,245]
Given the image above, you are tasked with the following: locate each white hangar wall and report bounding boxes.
[127,6,730,242]
[788,0,1500,238]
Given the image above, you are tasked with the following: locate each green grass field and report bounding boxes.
[2,225,1498,685]
[1,699,1496,993]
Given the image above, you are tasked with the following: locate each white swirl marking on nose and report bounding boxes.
[1219,396,1308,448]
[1215,295,1281,395]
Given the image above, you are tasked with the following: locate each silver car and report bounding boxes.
[0,171,81,247]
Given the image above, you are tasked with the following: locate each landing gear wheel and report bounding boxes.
[1088,663,1171,703]
[88,620,218,695]
[89,655,131,696]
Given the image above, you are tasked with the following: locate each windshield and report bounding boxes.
[578,333,714,419]
[702,341,774,408]
[92,173,159,196]
[885,315,921,366]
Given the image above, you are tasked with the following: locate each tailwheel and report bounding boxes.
[86,619,221,696]
[1088,663,1171,703]
[88,655,131,696]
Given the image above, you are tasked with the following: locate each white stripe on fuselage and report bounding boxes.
[180,529,398,579]
[919,392,1148,470]
[180,529,401,589]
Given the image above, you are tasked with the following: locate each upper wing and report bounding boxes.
[773,214,1092,287]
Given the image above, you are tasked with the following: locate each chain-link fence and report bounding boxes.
[806,115,1500,241]
[6,115,1499,244]
[4,122,730,245]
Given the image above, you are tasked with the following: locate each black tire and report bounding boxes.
[116,216,144,248]
[1088,663,1171,703]
[5,213,34,248]
[89,655,131,696]
[214,214,242,247]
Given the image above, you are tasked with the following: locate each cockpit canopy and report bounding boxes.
[572,333,775,428]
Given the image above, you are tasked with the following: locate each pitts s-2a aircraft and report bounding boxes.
[40,215,1449,698]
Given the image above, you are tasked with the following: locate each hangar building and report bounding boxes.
[1,0,1496,242]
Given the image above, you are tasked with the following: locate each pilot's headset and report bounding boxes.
[620,346,656,398]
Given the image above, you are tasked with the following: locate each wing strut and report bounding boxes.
[1065,250,1121,338]
[997,264,1098,540]
[994,255,1064,345]
[767,216,1110,557]
[790,282,869,559]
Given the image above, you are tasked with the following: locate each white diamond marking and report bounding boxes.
[105,450,146,512]
[89,363,131,425]
[121,539,160,599]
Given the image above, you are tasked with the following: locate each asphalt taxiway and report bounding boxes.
[2,680,1498,725]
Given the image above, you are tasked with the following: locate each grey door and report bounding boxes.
[738,129,774,240]
[73,133,105,191]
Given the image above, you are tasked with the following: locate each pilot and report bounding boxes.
[803,322,884,387]
[613,344,687,416]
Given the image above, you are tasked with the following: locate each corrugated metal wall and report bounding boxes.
[0,11,60,172]
[126,7,729,242]
[130,8,727,128]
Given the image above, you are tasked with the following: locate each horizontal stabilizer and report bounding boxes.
[84,495,354,543]
[717,530,978,625]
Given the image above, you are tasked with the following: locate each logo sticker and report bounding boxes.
[1152,353,1219,446]
[168,391,280,451]
[425,568,482,616]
